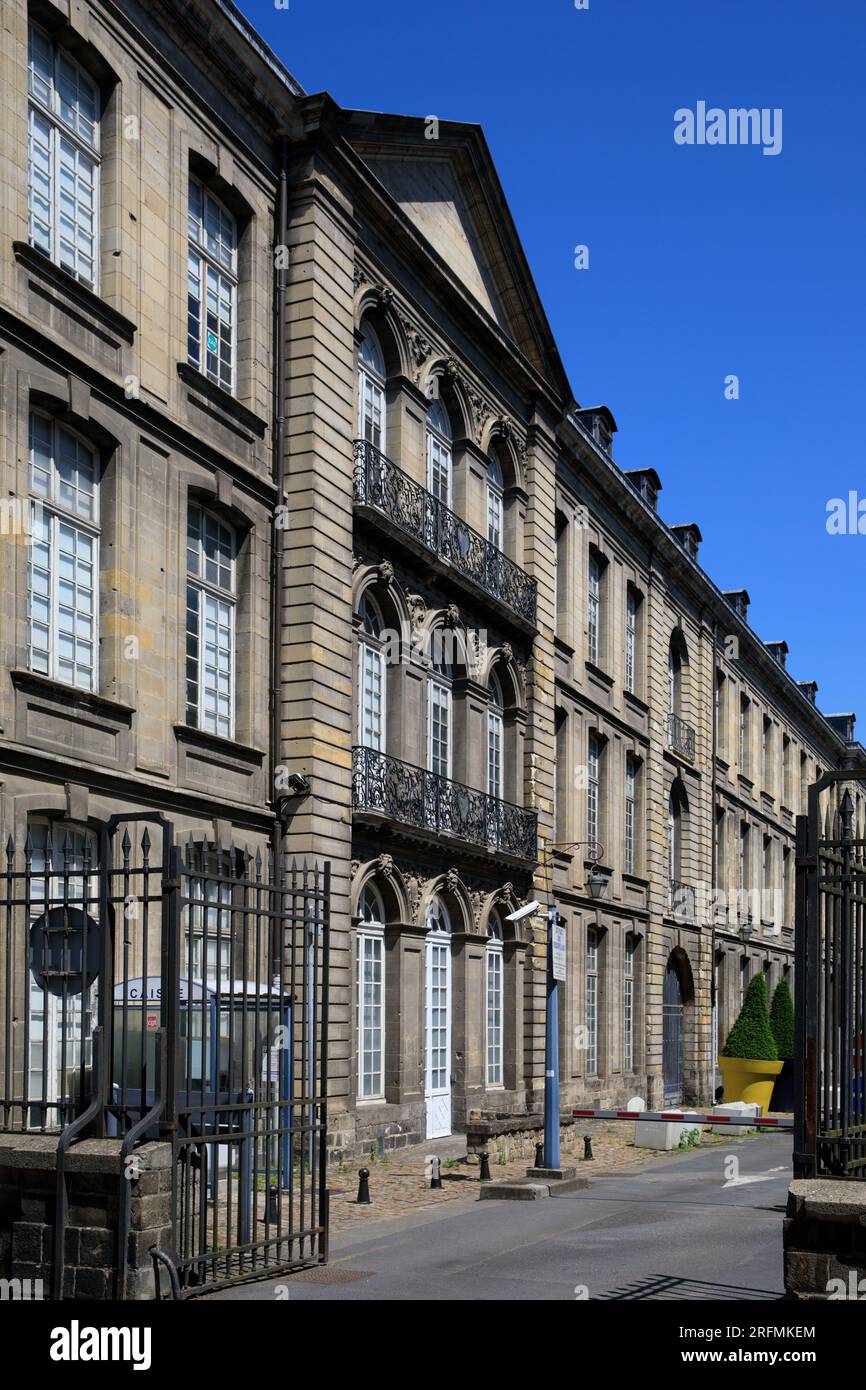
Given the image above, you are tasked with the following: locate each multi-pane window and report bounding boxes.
[486,914,503,1087]
[783,736,793,807]
[782,846,791,929]
[28,25,99,290]
[762,716,773,792]
[739,822,750,904]
[186,505,236,739]
[356,886,385,1099]
[586,928,598,1075]
[587,554,600,665]
[487,673,504,800]
[187,179,238,392]
[667,645,677,716]
[358,324,386,451]
[716,807,727,893]
[185,871,233,989]
[623,936,635,1072]
[428,640,452,782]
[624,754,637,874]
[486,457,504,549]
[587,732,600,845]
[668,792,677,881]
[358,594,385,751]
[625,588,637,693]
[763,834,773,920]
[426,897,451,1094]
[427,397,451,507]
[716,670,727,756]
[28,412,98,691]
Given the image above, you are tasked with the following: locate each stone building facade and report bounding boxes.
[0,0,860,1170]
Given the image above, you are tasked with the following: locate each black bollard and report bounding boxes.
[534,1140,545,1169]
[479,1151,491,1182]
[356,1167,371,1204]
[430,1156,443,1190]
[583,1134,593,1161]
[267,1184,280,1222]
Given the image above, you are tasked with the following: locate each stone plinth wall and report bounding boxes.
[784,1179,866,1300]
[0,1135,172,1300]
[465,1114,576,1163]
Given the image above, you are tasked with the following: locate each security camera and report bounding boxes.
[505,899,540,923]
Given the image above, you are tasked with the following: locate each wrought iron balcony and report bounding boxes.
[669,879,696,922]
[667,712,696,761]
[352,745,538,863]
[353,440,537,627]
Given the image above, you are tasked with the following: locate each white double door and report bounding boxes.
[425,929,452,1139]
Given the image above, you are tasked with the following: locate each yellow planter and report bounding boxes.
[718,1056,784,1113]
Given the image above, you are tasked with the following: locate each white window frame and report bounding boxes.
[358,324,386,453]
[625,588,637,693]
[486,458,504,550]
[624,755,636,874]
[587,732,600,845]
[186,504,237,741]
[487,675,504,801]
[187,177,238,394]
[356,885,385,1101]
[485,918,504,1088]
[28,23,100,292]
[428,676,452,781]
[587,554,600,665]
[426,399,452,508]
[358,595,386,753]
[27,411,99,692]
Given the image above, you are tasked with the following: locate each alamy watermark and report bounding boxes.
[675,102,783,157]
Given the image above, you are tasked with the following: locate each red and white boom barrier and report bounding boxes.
[572,1107,793,1130]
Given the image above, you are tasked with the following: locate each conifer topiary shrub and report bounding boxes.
[721,973,778,1061]
[770,979,795,1061]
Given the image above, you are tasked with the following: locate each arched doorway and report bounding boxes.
[425,896,452,1138]
[663,956,685,1105]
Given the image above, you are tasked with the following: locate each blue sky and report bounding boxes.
[239,0,866,719]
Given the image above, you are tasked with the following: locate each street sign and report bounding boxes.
[551,922,567,981]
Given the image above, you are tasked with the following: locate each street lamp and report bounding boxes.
[586,865,607,900]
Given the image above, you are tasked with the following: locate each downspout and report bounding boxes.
[270,134,290,872]
[709,614,719,1098]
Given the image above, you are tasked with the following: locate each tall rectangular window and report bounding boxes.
[188,179,238,393]
[762,716,773,792]
[486,942,503,1086]
[28,412,98,691]
[715,807,727,892]
[586,928,598,1075]
[739,695,750,775]
[587,732,600,845]
[783,735,793,806]
[429,680,451,779]
[28,25,99,290]
[716,670,727,757]
[739,822,750,905]
[624,754,637,874]
[623,936,635,1072]
[625,588,637,693]
[359,644,385,751]
[186,505,236,739]
[356,931,384,1099]
[587,554,600,665]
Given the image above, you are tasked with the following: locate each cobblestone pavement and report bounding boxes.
[324,1119,757,1236]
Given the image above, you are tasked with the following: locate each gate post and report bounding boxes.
[794,811,815,1178]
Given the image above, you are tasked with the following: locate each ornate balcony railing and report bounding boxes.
[352,745,538,863]
[667,712,696,761]
[669,879,696,923]
[353,439,537,627]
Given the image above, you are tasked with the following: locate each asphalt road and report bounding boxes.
[205,1134,791,1301]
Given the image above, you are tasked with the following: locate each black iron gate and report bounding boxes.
[795,771,866,1179]
[0,816,330,1296]
[663,959,684,1106]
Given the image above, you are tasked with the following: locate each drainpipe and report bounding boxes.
[270,134,289,874]
[709,614,719,1097]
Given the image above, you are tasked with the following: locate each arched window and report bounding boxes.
[428,636,452,780]
[486,672,504,800]
[426,396,452,507]
[28,23,100,291]
[358,592,386,752]
[486,910,504,1087]
[358,323,386,451]
[28,411,99,692]
[356,882,385,1099]
[668,645,677,717]
[668,630,688,718]
[668,790,679,882]
[486,456,504,550]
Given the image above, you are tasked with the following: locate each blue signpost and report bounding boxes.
[544,905,561,1170]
